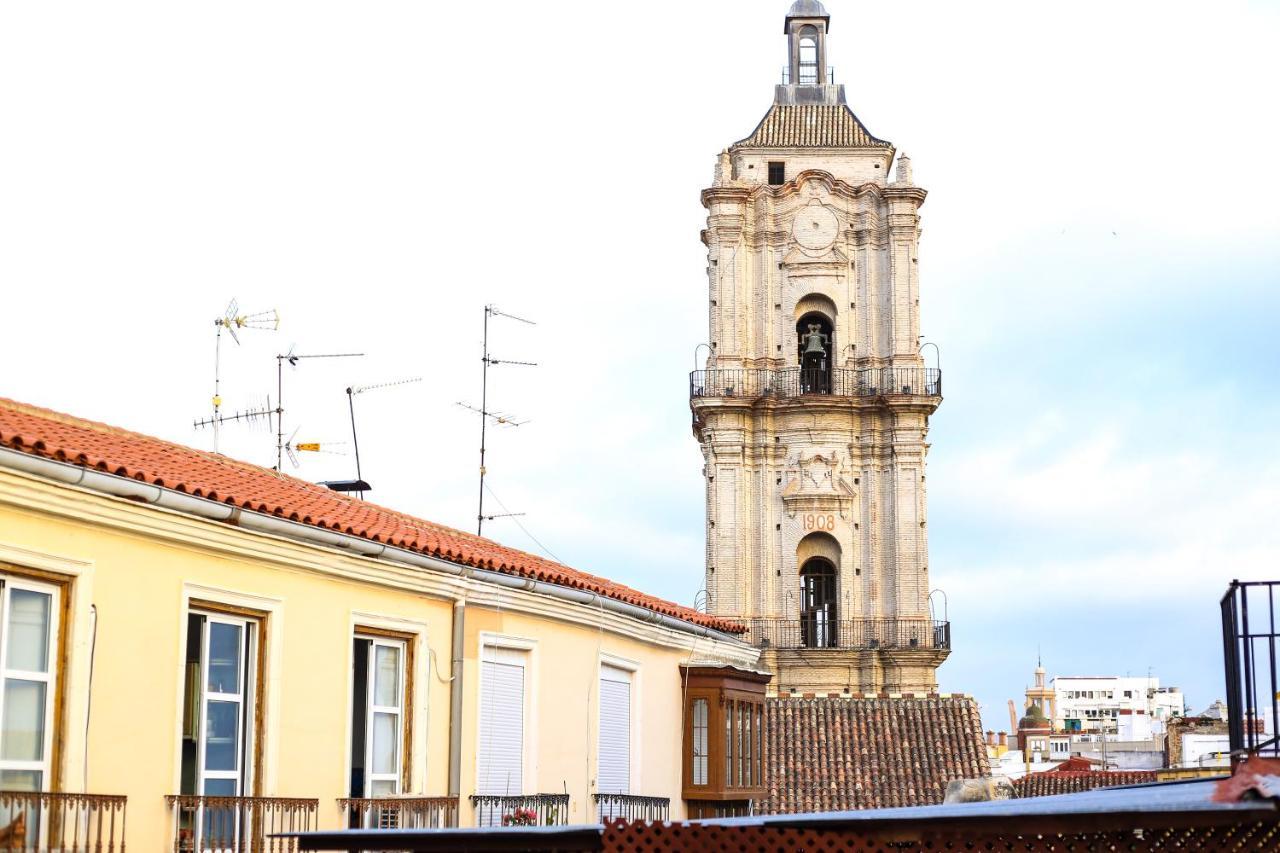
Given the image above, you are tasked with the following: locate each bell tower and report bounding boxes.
[691,1,947,694]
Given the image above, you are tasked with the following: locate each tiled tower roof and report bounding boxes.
[732,104,892,150]
[1015,770,1158,799]
[763,695,990,812]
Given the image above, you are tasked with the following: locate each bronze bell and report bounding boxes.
[802,324,827,355]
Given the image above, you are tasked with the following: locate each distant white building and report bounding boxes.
[1053,676,1185,735]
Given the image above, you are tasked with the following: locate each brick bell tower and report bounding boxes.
[691,0,948,694]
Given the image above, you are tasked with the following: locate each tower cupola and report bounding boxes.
[785,0,830,85]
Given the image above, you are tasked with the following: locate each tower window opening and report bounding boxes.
[796,312,834,394]
[798,37,818,84]
[768,162,785,185]
[800,558,838,648]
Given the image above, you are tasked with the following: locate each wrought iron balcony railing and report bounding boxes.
[469,794,569,828]
[338,796,458,830]
[743,617,950,652]
[166,794,318,852]
[689,367,941,402]
[592,793,670,823]
[0,790,127,852]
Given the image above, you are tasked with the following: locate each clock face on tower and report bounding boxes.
[792,202,839,251]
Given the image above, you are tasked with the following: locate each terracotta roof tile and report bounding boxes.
[732,104,893,150]
[763,696,989,812]
[0,397,743,634]
[1014,770,1157,799]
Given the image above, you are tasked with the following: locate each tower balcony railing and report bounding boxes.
[689,367,941,402]
[781,66,836,85]
[743,617,950,652]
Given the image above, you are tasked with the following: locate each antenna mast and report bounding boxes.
[274,349,364,471]
[208,299,278,452]
[465,305,535,536]
[345,376,423,499]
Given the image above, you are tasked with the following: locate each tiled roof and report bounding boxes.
[732,104,892,150]
[763,695,990,813]
[1014,770,1157,799]
[0,397,743,634]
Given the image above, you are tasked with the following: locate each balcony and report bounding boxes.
[337,796,458,829]
[165,794,318,852]
[0,790,127,852]
[689,367,941,403]
[469,794,569,828]
[743,617,950,652]
[592,794,670,823]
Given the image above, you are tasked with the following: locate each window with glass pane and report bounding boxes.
[799,37,818,83]
[724,702,733,782]
[350,635,406,812]
[177,611,256,849]
[691,699,708,785]
[0,578,58,807]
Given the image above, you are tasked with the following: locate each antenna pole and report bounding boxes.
[477,306,490,535]
[276,355,285,472]
[347,387,364,499]
[213,325,223,453]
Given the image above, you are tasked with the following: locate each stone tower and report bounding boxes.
[691,0,947,694]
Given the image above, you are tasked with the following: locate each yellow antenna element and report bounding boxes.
[295,442,322,452]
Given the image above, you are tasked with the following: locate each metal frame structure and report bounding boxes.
[1221,580,1280,760]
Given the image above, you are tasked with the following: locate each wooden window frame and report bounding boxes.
[680,666,770,802]
[353,625,416,793]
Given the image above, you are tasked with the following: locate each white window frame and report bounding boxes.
[195,614,256,800]
[0,576,60,792]
[359,636,406,798]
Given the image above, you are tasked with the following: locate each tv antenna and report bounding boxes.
[460,304,535,536]
[345,376,423,499]
[281,426,346,469]
[207,299,279,452]
[194,398,274,433]
[274,347,364,471]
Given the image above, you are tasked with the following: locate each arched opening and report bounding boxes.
[798,27,819,84]
[800,557,838,648]
[796,312,833,394]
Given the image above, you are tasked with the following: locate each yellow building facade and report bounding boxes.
[0,397,760,849]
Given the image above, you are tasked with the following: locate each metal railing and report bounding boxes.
[781,66,836,85]
[689,367,941,402]
[166,795,318,852]
[743,617,950,651]
[1221,581,1280,761]
[338,796,458,830]
[469,794,569,828]
[593,794,669,823]
[0,791,127,852]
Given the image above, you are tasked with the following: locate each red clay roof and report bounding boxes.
[764,695,990,813]
[1014,770,1157,799]
[0,397,743,635]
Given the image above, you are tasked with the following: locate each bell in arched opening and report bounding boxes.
[796,313,833,394]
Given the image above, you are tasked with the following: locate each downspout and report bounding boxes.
[448,599,465,800]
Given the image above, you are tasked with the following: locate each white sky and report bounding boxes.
[2,0,1278,731]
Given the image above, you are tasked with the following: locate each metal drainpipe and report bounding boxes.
[448,599,465,800]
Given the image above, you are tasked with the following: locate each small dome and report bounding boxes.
[785,0,830,31]
[787,0,829,16]
[1018,704,1049,730]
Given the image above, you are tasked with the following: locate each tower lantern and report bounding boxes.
[691,2,947,695]
[784,0,831,88]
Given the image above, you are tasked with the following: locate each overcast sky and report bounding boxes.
[2,0,1277,732]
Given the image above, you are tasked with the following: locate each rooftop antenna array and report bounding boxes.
[458,304,535,536]
[275,347,364,471]
[345,376,424,499]
[205,299,279,452]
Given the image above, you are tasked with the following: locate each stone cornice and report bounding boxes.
[702,169,891,210]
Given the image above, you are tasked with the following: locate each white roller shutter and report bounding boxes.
[478,656,524,800]
[597,665,631,796]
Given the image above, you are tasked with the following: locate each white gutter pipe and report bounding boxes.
[0,447,742,643]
